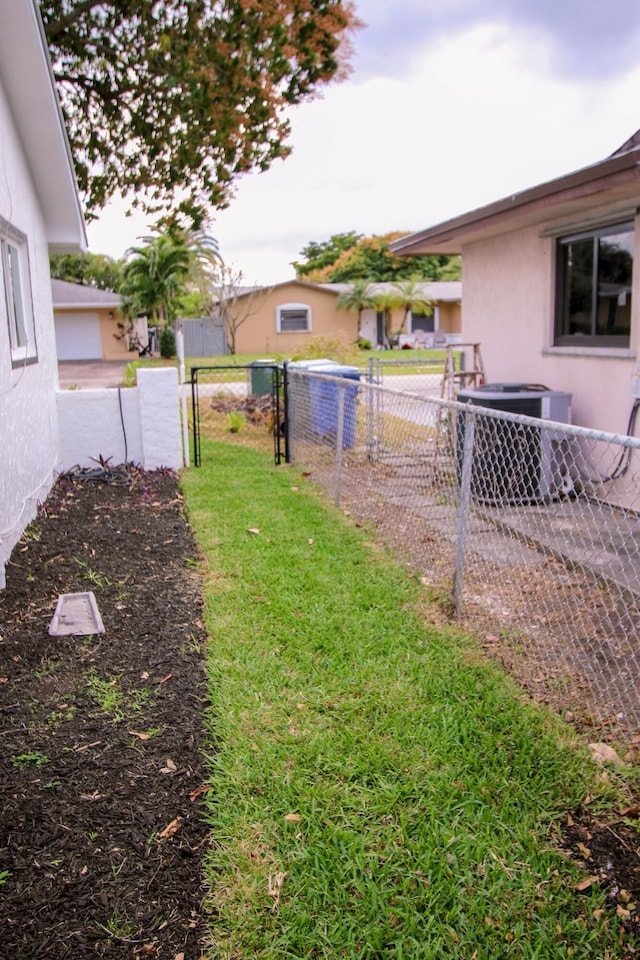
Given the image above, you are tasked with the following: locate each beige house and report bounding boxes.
[391,131,640,436]
[230,279,462,355]
[52,278,147,361]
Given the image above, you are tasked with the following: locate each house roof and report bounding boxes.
[0,0,86,253]
[390,131,640,256]
[232,278,461,302]
[320,281,461,302]
[51,278,120,309]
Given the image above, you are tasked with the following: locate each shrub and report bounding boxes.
[159,327,176,359]
[292,332,358,365]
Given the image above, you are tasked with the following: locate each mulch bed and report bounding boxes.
[0,467,210,958]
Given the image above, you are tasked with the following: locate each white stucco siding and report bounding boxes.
[0,79,61,587]
[461,223,638,435]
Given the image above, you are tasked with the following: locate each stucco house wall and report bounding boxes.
[391,132,640,437]
[0,0,86,588]
[233,282,355,355]
[460,217,640,433]
[231,279,462,355]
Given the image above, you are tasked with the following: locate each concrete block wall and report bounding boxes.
[57,368,184,472]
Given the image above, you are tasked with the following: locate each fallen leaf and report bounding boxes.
[617,904,631,920]
[268,871,287,909]
[574,875,600,891]
[308,538,314,544]
[158,817,182,839]
[160,758,177,774]
[189,784,212,802]
[577,842,592,859]
[290,486,299,491]
[0,677,8,683]
[284,813,302,822]
[588,742,625,767]
[129,730,151,741]
[174,954,185,960]
[248,527,260,535]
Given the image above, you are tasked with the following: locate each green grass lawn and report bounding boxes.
[126,347,450,385]
[182,442,633,959]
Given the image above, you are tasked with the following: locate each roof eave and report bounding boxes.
[0,0,87,253]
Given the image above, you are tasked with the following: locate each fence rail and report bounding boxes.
[285,368,640,746]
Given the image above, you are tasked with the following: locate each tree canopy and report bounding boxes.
[40,1,361,224]
[293,231,461,283]
[49,252,122,291]
[120,234,193,324]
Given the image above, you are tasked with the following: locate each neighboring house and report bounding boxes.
[229,279,462,355]
[341,281,462,348]
[391,132,640,436]
[52,278,146,361]
[0,0,87,588]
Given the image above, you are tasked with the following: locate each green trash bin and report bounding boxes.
[249,359,276,396]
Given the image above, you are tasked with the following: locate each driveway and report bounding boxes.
[58,360,128,389]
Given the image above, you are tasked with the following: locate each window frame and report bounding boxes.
[276,302,312,334]
[554,220,634,349]
[1,218,37,366]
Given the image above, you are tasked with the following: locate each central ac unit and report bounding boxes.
[456,383,571,504]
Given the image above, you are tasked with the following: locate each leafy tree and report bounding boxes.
[295,231,460,283]
[40,1,362,224]
[49,252,122,291]
[120,234,193,325]
[293,232,362,277]
[336,278,378,340]
[390,278,434,337]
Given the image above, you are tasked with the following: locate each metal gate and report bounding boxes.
[191,364,288,466]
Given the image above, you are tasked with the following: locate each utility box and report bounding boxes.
[457,383,571,503]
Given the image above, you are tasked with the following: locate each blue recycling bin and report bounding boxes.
[290,360,361,448]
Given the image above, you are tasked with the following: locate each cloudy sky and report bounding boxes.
[86,0,640,284]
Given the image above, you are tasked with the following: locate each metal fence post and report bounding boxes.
[334,380,345,506]
[454,405,476,619]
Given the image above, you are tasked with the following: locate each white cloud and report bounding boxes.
[86,8,640,285]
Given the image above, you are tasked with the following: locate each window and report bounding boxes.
[410,310,435,334]
[276,303,311,333]
[1,220,36,364]
[555,221,633,347]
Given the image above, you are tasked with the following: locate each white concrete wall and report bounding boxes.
[461,220,640,434]
[57,368,184,472]
[0,80,61,588]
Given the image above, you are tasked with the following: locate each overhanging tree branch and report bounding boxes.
[40,1,363,224]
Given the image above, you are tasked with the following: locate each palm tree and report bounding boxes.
[391,279,434,339]
[336,278,378,341]
[120,234,193,326]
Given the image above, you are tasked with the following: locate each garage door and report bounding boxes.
[55,312,102,360]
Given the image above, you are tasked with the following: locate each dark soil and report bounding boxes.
[0,467,210,958]
[1,463,640,957]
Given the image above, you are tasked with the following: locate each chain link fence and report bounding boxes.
[285,367,640,747]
